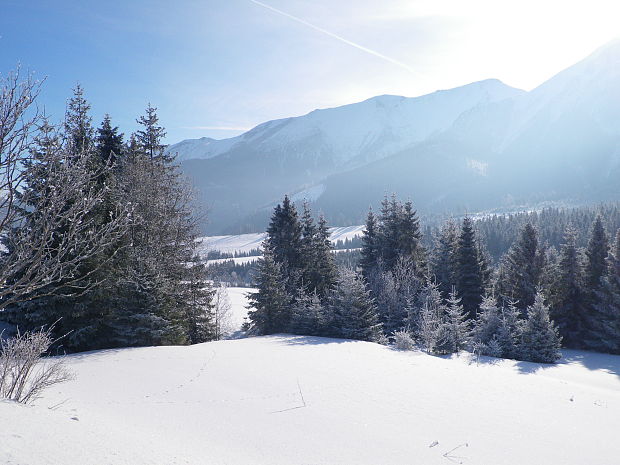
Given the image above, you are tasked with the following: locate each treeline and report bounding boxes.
[475,204,620,262]
[1,72,217,352]
[205,248,262,260]
[208,260,255,287]
[249,195,620,362]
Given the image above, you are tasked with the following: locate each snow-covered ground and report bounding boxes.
[198,225,364,258]
[2,336,619,464]
[3,286,619,464]
[226,286,254,331]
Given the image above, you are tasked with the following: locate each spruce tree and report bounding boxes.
[289,290,326,336]
[585,215,610,290]
[265,195,303,293]
[96,114,124,166]
[431,219,459,299]
[328,268,382,342]
[417,283,445,354]
[247,248,292,334]
[360,208,380,281]
[472,296,503,356]
[520,292,562,363]
[111,105,211,347]
[299,204,337,299]
[496,301,523,360]
[64,84,94,156]
[548,226,587,347]
[312,214,338,298]
[496,223,545,310]
[584,229,620,353]
[436,288,471,354]
[396,201,427,276]
[456,217,486,319]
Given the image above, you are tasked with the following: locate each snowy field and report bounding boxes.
[226,286,254,332]
[198,225,364,257]
[2,336,619,463]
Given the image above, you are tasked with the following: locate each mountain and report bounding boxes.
[174,40,620,234]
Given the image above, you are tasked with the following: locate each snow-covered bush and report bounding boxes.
[0,327,73,404]
[392,329,415,350]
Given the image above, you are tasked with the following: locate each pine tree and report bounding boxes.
[496,223,545,310]
[520,292,562,363]
[328,268,382,341]
[548,226,587,348]
[456,217,487,319]
[247,248,292,335]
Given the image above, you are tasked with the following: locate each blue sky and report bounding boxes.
[1,0,618,143]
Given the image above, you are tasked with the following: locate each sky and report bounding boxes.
[1,0,619,143]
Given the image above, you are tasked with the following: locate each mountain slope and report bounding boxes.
[314,39,620,224]
[2,335,619,464]
[176,40,620,234]
[176,80,523,233]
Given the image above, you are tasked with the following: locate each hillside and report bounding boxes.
[173,40,620,234]
[2,334,619,464]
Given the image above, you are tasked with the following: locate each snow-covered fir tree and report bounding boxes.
[548,226,588,348]
[584,229,620,353]
[289,290,326,336]
[328,268,382,342]
[520,292,562,363]
[496,223,545,310]
[248,248,292,335]
[431,219,459,299]
[436,288,470,354]
[456,217,488,319]
[416,281,445,354]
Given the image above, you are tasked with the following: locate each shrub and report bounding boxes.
[0,327,73,404]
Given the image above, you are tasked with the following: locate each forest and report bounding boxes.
[248,196,620,362]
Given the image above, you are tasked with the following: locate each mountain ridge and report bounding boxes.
[173,40,620,234]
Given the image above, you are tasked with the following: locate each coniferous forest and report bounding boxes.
[249,195,620,363]
[1,73,216,352]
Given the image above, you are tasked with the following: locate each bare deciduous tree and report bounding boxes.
[0,67,129,310]
[214,284,234,340]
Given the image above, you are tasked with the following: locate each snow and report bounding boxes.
[170,79,523,166]
[290,184,325,202]
[2,334,619,465]
[329,225,365,243]
[197,232,266,255]
[226,287,254,331]
[206,256,260,266]
[198,225,364,257]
